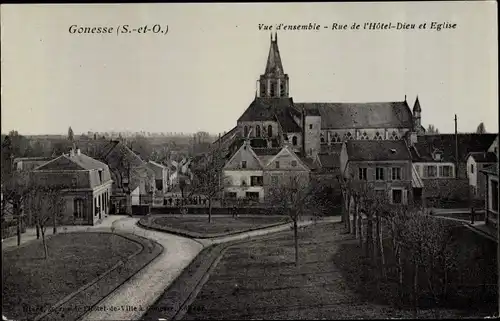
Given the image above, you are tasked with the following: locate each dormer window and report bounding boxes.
[256,125,261,137]
[433,150,442,161]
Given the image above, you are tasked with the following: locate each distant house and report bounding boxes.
[13,157,54,172]
[481,164,499,227]
[223,140,310,202]
[411,133,497,206]
[340,140,414,205]
[146,160,169,192]
[31,149,113,225]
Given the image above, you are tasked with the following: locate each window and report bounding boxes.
[440,165,453,177]
[250,176,263,186]
[71,177,77,187]
[246,192,260,200]
[271,176,279,185]
[241,161,247,169]
[241,179,247,186]
[491,180,499,212]
[392,189,402,204]
[225,192,237,199]
[244,126,249,137]
[74,199,84,219]
[275,161,280,169]
[415,165,421,174]
[292,136,298,146]
[425,165,437,178]
[320,136,325,144]
[391,167,402,180]
[268,125,273,137]
[346,132,352,140]
[361,132,368,140]
[98,170,103,184]
[391,131,399,140]
[376,167,385,181]
[471,164,474,174]
[256,125,261,137]
[270,82,277,97]
[358,168,367,180]
[309,124,313,129]
[291,160,297,167]
[280,82,286,96]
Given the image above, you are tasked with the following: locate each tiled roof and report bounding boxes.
[320,144,342,154]
[299,157,317,170]
[68,153,108,170]
[297,101,413,129]
[294,103,321,116]
[467,152,497,163]
[414,134,497,163]
[36,152,108,171]
[252,148,281,156]
[346,140,411,161]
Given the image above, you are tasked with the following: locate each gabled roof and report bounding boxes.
[264,146,311,171]
[480,164,498,176]
[296,101,413,129]
[148,160,168,169]
[414,134,498,163]
[345,140,411,162]
[36,152,108,171]
[467,152,497,163]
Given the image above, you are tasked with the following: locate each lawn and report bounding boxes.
[2,232,142,321]
[183,223,494,320]
[142,215,290,238]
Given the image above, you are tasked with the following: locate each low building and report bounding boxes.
[222,140,310,202]
[411,133,497,207]
[339,140,413,205]
[481,164,499,227]
[31,149,113,225]
[466,152,497,200]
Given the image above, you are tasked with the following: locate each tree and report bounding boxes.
[68,126,74,142]
[426,124,439,134]
[29,185,66,259]
[266,174,324,266]
[189,149,226,223]
[476,122,487,134]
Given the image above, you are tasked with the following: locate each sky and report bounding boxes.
[1,2,498,136]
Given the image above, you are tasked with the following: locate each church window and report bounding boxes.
[268,125,273,137]
[244,126,249,137]
[280,82,286,96]
[256,125,261,137]
[375,132,382,140]
[391,131,399,140]
[292,136,298,146]
[346,132,352,140]
[362,132,368,140]
[270,82,277,97]
[336,136,342,142]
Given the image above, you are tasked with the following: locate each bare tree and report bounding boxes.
[476,122,487,134]
[190,149,226,223]
[338,175,353,234]
[266,174,324,266]
[426,124,440,134]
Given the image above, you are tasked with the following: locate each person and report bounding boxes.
[232,205,238,218]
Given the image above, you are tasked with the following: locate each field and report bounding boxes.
[141,215,290,238]
[2,233,141,320]
[183,222,494,320]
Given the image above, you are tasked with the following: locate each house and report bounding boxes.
[223,140,310,202]
[411,134,497,206]
[146,160,170,192]
[466,152,497,200]
[30,149,113,225]
[339,140,413,205]
[13,157,54,172]
[481,164,499,227]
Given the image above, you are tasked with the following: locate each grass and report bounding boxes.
[144,215,290,237]
[2,233,141,321]
[182,223,494,320]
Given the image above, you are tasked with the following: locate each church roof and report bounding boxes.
[297,101,414,129]
[264,34,285,76]
[237,97,301,133]
[413,96,422,112]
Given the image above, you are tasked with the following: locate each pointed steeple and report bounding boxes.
[413,95,421,113]
[265,32,284,76]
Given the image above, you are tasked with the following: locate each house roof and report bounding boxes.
[296,101,413,129]
[320,144,342,154]
[148,160,167,169]
[295,103,321,116]
[345,140,411,162]
[14,157,54,163]
[467,152,497,163]
[252,148,282,156]
[414,134,498,163]
[36,152,108,171]
[319,153,340,169]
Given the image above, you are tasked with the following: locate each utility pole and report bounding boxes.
[454,115,459,178]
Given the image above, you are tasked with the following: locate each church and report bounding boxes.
[221,32,425,161]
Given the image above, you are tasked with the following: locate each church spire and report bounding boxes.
[258,33,289,98]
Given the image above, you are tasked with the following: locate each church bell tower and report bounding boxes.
[257,32,289,98]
